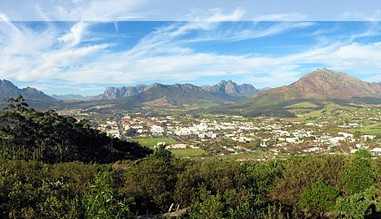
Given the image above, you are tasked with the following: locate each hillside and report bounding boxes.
[0,79,58,109]
[95,80,258,101]
[115,83,238,109]
[94,84,150,100]
[0,97,151,163]
[62,81,258,111]
[274,68,381,100]
[201,80,258,97]
[205,68,381,117]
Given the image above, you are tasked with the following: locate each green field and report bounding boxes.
[132,137,208,157]
[350,123,381,135]
[285,101,319,109]
[132,137,177,149]
[169,148,208,157]
[222,151,264,160]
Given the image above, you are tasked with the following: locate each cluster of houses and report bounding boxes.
[92,112,379,156]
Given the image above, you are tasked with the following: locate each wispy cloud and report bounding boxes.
[253,13,308,21]
[340,9,381,21]
[1,11,381,95]
[186,8,245,21]
[35,0,146,21]
[58,22,88,48]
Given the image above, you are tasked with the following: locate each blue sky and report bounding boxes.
[1,1,381,95]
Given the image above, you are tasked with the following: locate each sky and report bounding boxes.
[1,1,381,95]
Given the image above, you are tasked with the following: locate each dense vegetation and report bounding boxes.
[1,149,381,218]
[1,97,381,218]
[0,96,152,163]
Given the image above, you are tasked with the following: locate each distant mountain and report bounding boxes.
[205,68,381,117]
[115,83,239,109]
[52,94,93,101]
[250,68,381,104]
[95,80,258,101]
[0,79,58,109]
[202,80,258,97]
[93,84,150,100]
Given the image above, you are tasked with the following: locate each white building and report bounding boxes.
[371,148,381,156]
[151,125,164,135]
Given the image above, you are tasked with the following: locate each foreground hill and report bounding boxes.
[0,79,58,109]
[0,97,151,163]
[206,68,381,117]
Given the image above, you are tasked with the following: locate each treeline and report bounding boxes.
[0,96,152,163]
[1,150,381,218]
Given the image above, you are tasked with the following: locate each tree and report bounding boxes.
[270,154,344,204]
[121,154,178,214]
[82,169,131,219]
[245,160,283,204]
[0,96,152,163]
[339,149,375,195]
[298,180,339,217]
[335,186,380,218]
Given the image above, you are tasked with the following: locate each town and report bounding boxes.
[56,103,381,160]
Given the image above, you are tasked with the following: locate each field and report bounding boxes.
[294,102,358,121]
[169,148,208,157]
[285,101,320,109]
[132,137,177,149]
[222,151,264,160]
[350,123,381,135]
[132,137,208,157]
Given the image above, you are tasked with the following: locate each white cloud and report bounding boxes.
[0,12,10,21]
[1,18,381,94]
[34,0,146,21]
[340,10,381,21]
[253,13,308,21]
[58,22,88,48]
[186,8,245,21]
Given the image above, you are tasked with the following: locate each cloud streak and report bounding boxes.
[1,18,381,95]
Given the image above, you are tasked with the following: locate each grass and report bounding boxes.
[222,151,264,160]
[350,123,381,135]
[169,148,208,157]
[295,102,357,121]
[285,102,319,109]
[132,137,177,149]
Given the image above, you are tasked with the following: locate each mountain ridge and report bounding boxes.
[258,68,381,102]
[94,80,258,100]
[205,68,381,117]
[0,79,58,109]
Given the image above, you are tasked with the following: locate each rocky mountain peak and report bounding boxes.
[202,80,258,97]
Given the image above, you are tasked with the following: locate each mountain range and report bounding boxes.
[206,68,381,117]
[93,80,258,100]
[0,79,259,110]
[52,94,93,101]
[92,81,259,110]
[0,79,57,109]
[2,68,381,116]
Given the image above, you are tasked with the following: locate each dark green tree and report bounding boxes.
[298,180,339,217]
[83,169,131,219]
[0,96,152,163]
[339,149,375,195]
